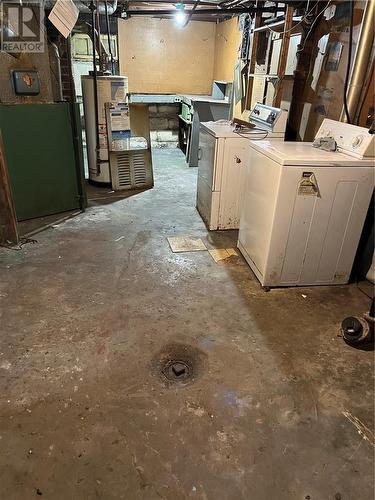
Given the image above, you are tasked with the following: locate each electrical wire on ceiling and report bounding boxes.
[180,0,200,27]
[343,0,354,124]
[296,0,332,53]
[267,0,331,35]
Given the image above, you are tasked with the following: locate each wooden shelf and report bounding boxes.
[248,74,278,78]
[248,74,295,80]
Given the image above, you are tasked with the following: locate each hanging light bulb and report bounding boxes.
[175,3,187,26]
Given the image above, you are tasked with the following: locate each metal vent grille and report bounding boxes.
[111,149,151,191]
[117,153,132,188]
[132,151,147,186]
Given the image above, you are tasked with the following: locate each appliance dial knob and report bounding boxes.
[321,129,331,137]
[352,135,363,148]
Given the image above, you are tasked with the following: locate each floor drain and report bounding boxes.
[162,360,192,382]
[152,342,207,387]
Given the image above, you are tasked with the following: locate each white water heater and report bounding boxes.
[81,75,128,184]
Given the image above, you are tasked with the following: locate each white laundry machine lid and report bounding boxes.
[200,122,284,139]
[249,140,375,167]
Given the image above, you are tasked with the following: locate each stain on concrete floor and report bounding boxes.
[0,149,373,500]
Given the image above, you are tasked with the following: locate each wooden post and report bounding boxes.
[273,5,294,107]
[245,7,262,111]
[0,132,19,246]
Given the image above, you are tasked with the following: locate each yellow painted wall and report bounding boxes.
[118,17,215,94]
[213,18,241,82]
[212,18,243,119]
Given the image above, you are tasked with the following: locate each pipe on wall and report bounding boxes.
[104,0,115,73]
[78,0,118,14]
[88,1,101,176]
[340,0,375,124]
[48,42,63,101]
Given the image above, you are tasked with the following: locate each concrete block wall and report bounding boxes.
[149,104,179,148]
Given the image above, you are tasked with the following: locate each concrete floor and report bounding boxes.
[0,149,373,500]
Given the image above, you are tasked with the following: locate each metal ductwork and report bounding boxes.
[76,0,118,15]
[44,0,118,15]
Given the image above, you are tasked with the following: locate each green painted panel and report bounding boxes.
[0,103,84,221]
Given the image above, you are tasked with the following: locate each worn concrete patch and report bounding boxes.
[208,248,238,263]
[167,236,207,253]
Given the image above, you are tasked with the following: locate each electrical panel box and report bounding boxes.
[12,70,40,95]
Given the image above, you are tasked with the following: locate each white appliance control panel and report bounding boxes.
[316,119,375,159]
[249,103,288,134]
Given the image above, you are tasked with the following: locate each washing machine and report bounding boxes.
[196,103,288,230]
[237,119,375,287]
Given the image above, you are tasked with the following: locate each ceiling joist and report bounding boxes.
[116,1,299,23]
